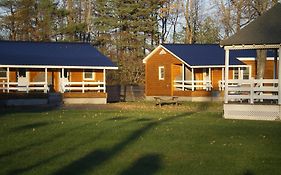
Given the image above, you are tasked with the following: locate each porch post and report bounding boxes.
[61,68,65,92]
[191,68,194,91]
[44,68,48,93]
[224,49,229,103]
[182,63,185,90]
[278,47,281,105]
[103,69,106,92]
[7,67,10,93]
[209,68,211,91]
[221,67,225,91]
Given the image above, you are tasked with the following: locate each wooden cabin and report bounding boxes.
[221,3,281,120]
[143,44,273,101]
[0,41,118,105]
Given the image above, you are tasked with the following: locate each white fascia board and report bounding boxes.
[237,57,279,61]
[0,65,118,70]
[160,45,192,68]
[224,44,281,50]
[192,65,248,68]
[142,45,191,68]
[142,45,162,63]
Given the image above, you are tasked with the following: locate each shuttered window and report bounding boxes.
[159,66,164,80]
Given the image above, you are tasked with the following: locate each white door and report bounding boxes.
[59,69,70,92]
[17,69,29,91]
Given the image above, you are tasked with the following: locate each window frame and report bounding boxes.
[83,69,95,80]
[158,66,165,80]
[0,68,7,78]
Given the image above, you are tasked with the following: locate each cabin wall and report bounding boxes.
[240,60,278,79]
[145,48,182,96]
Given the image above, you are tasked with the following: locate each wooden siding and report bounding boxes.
[145,48,182,96]
[241,60,278,79]
[63,92,107,98]
[211,68,222,90]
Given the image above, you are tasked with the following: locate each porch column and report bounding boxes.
[182,63,185,90]
[103,69,106,92]
[61,68,65,93]
[209,68,211,91]
[222,68,225,91]
[224,49,230,103]
[7,67,10,93]
[44,68,48,93]
[278,47,281,105]
[191,68,194,91]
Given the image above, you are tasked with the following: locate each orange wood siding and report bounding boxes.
[240,60,278,79]
[211,68,222,90]
[70,69,104,82]
[145,48,182,96]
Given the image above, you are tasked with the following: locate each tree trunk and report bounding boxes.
[256,49,267,79]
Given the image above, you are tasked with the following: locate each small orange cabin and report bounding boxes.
[0,41,118,105]
[143,44,277,101]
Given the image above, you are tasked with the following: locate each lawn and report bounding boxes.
[0,102,281,175]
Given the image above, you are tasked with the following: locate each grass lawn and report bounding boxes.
[0,102,281,175]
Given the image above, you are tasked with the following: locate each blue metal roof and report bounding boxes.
[0,40,117,68]
[162,44,259,66]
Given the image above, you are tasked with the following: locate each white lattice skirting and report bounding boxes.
[224,104,281,121]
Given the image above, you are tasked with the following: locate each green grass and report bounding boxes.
[0,102,281,175]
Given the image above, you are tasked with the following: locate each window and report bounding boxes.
[0,68,7,78]
[159,66,164,80]
[242,67,250,79]
[233,68,239,79]
[233,67,250,80]
[83,69,95,80]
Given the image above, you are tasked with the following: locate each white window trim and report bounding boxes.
[83,70,95,80]
[159,66,164,80]
[0,68,7,78]
[233,66,251,80]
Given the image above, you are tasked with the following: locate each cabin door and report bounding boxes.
[17,68,29,91]
[59,69,70,93]
[203,68,210,90]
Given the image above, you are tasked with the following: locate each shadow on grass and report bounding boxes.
[243,169,255,175]
[106,116,129,121]
[119,154,162,175]
[53,112,193,175]
[0,105,60,118]
[10,121,55,133]
[0,123,90,160]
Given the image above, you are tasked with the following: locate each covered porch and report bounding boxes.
[220,3,281,120]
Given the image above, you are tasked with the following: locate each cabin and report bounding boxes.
[143,44,275,101]
[221,3,281,120]
[0,40,118,106]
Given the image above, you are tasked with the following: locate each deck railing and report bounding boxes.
[220,79,278,104]
[174,80,212,91]
[0,81,48,93]
[62,81,105,93]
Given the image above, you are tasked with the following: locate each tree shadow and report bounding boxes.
[243,169,255,175]
[0,123,90,160]
[0,105,60,118]
[53,112,193,175]
[10,121,55,133]
[119,154,163,175]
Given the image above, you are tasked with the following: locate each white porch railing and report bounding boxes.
[174,80,212,91]
[62,81,105,93]
[220,79,278,104]
[0,81,49,93]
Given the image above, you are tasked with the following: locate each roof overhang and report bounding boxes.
[0,65,118,70]
[222,44,281,50]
